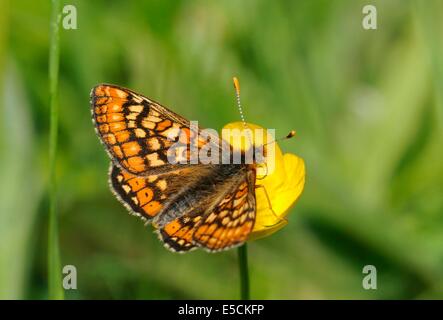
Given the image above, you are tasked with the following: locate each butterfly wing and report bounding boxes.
[110,162,206,253]
[156,214,202,252]
[111,163,257,252]
[91,84,222,176]
[111,162,206,252]
[192,169,256,252]
[157,169,256,252]
[109,164,196,222]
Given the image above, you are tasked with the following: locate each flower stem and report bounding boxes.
[48,0,63,300]
[237,244,250,300]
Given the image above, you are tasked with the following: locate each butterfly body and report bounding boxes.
[153,163,252,228]
[92,84,258,252]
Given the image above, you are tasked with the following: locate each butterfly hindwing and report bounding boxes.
[192,170,256,251]
[157,214,202,252]
[109,164,192,221]
[157,173,257,253]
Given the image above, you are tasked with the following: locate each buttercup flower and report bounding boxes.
[222,122,306,240]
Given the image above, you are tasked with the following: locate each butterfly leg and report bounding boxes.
[255,184,288,227]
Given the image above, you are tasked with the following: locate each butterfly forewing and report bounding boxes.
[91,84,222,176]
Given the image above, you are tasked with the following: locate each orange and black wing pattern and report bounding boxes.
[110,163,201,252]
[110,162,257,253]
[156,214,203,252]
[158,171,257,252]
[91,84,216,176]
[193,171,256,252]
[109,164,196,222]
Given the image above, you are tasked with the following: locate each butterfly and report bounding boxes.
[91,84,260,252]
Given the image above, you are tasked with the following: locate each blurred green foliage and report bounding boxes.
[1,0,443,299]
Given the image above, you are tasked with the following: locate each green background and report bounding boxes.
[1,0,443,299]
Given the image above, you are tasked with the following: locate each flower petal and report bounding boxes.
[251,153,306,240]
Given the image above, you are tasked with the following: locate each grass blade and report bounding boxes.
[48,0,63,300]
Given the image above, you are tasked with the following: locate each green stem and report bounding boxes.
[48,0,63,300]
[237,244,250,300]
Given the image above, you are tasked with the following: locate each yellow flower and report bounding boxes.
[222,122,306,240]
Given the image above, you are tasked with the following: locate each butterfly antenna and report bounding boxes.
[233,77,253,145]
[233,77,247,128]
[263,130,297,147]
